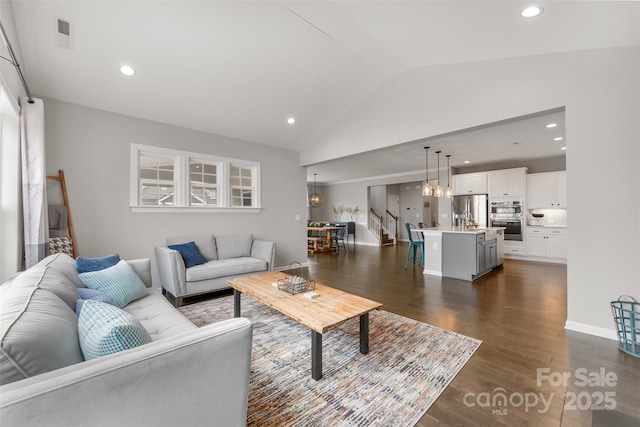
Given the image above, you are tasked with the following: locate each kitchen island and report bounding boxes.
[415,226,505,280]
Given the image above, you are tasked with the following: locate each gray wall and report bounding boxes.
[368,185,386,220]
[398,182,424,239]
[454,155,566,175]
[43,98,308,276]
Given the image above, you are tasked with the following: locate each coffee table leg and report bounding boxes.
[311,330,322,380]
[234,289,241,317]
[360,313,369,354]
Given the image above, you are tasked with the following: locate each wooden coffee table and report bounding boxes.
[227,272,382,380]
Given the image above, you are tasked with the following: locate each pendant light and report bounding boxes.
[445,154,453,198]
[422,147,432,196]
[434,151,443,198]
[309,173,323,207]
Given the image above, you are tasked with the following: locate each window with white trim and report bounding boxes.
[189,159,218,206]
[230,164,254,207]
[130,144,260,211]
[139,155,176,206]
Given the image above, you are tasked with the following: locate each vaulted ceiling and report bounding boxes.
[8,1,639,182]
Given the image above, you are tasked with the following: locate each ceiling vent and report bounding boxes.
[56,18,74,50]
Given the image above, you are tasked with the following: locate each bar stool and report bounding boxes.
[404,223,424,268]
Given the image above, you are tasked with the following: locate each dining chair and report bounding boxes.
[332,226,347,252]
[404,223,424,268]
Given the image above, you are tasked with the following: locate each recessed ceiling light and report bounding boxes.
[554,137,564,141]
[546,123,557,128]
[561,146,567,150]
[120,65,135,76]
[521,6,543,18]
[463,160,470,164]
[287,117,296,125]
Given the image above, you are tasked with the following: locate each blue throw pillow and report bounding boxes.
[75,288,117,315]
[76,254,121,274]
[79,260,148,308]
[168,241,207,268]
[78,300,151,360]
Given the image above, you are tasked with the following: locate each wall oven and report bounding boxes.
[489,201,523,241]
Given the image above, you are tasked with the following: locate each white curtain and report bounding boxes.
[20,97,48,268]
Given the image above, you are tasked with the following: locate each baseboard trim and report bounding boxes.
[504,254,567,264]
[564,320,618,341]
[356,241,381,247]
[423,269,443,277]
[274,262,310,272]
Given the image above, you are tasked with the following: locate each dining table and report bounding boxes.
[307,226,343,253]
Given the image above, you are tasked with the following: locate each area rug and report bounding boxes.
[179,295,481,426]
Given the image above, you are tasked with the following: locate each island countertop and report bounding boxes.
[415,226,506,236]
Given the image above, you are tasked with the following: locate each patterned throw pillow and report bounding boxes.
[49,237,74,257]
[78,260,148,308]
[78,300,151,360]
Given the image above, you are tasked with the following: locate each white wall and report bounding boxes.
[43,98,308,275]
[301,46,640,338]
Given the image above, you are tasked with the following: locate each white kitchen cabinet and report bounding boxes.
[488,168,527,199]
[525,234,547,257]
[503,241,527,258]
[546,235,568,259]
[453,172,487,195]
[555,172,567,207]
[525,227,567,259]
[527,171,567,208]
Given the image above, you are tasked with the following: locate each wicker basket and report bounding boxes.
[611,295,640,358]
[277,262,315,295]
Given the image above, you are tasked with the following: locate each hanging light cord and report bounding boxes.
[424,147,429,182]
[436,151,441,186]
[0,19,34,104]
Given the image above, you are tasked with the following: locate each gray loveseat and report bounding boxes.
[155,233,275,307]
[0,253,253,426]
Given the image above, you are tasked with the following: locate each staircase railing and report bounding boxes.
[368,208,384,243]
[385,210,399,241]
[369,208,397,246]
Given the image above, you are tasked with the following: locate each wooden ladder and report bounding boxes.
[46,170,78,257]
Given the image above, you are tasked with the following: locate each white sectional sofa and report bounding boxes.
[0,253,253,426]
[155,233,275,307]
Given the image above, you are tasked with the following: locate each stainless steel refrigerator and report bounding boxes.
[452,194,488,227]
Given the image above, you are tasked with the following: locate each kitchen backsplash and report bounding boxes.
[527,208,567,227]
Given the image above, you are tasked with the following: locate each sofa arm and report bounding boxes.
[251,240,275,271]
[154,246,187,297]
[0,318,253,427]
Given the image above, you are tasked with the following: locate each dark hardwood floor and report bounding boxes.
[303,242,640,427]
